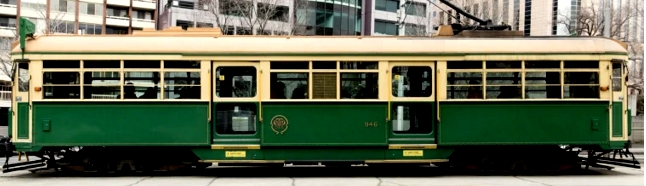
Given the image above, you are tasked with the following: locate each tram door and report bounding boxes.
[211,62,262,146]
[12,62,31,142]
[610,60,627,140]
[387,62,436,145]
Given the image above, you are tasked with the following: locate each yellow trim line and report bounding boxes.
[198,159,448,163]
[210,144,438,150]
[388,144,437,149]
[211,145,261,150]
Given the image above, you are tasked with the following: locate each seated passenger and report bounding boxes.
[291,86,306,99]
[139,87,158,99]
[117,83,137,99]
[271,82,286,99]
[467,80,483,99]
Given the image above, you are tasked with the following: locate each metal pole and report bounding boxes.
[603,0,610,37]
[361,0,365,36]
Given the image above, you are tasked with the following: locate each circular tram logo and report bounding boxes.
[270,115,289,135]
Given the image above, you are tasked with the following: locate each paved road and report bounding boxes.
[0,165,643,186]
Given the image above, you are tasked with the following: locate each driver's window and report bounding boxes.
[17,63,29,92]
[612,63,622,92]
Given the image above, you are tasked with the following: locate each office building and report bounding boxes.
[0,0,157,37]
[158,0,434,36]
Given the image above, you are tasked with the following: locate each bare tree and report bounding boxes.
[199,0,235,34]
[198,0,288,35]
[557,1,634,38]
[0,0,66,86]
[276,0,310,36]
[402,1,432,36]
[557,0,643,115]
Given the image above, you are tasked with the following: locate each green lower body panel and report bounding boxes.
[612,102,623,137]
[438,101,610,145]
[17,102,29,139]
[260,102,388,146]
[191,148,453,161]
[31,101,210,146]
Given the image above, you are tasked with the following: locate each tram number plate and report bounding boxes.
[403,150,423,157]
[225,151,246,158]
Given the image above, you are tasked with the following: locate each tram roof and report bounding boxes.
[10,35,628,56]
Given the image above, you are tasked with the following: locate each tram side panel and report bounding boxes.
[437,101,609,145]
[30,101,210,146]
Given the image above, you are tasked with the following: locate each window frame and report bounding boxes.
[37,60,205,101]
[389,62,435,102]
[267,60,381,101]
[213,62,260,101]
[444,60,604,101]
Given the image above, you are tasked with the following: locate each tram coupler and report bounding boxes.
[0,136,48,173]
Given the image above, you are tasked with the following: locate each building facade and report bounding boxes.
[0,0,157,38]
[432,0,643,38]
[158,0,434,36]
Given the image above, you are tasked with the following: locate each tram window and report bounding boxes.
[612,63,622,91]
[312,61,336,69]
[391,66,432,97]
[17,63,28,92]
[43,72,80,99]
[124,60,161,68]
[164,72,201,99]
[215,103,257,135]
[391,104,432,134]
[525,72,561,99]
[447,61,482,69]
[43,60,80,68]
[446,72,482,99]
[83,60,120,68]
[164,60,200,69]
[271,72,308,99]
[563,61,599,69]
[216,67,256,98]
[525,61,560,69]
[83,72,120,99]
[340,73,378,99]
[123,72,160,99]
[564,72,599,98]
[485,72,521,99]
[270,61,308,69]
[486,61,521,69]
[340,61,378,69]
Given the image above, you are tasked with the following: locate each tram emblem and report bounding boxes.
[270,115,289,135]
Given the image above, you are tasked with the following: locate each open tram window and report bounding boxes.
[340,73,378,99]
[83,72,120,99]
[446,61,482,99]
[484,61,522,99]
[43,72,81,99]
[392,103,433,134]
[271,72,308,99]
[216,67,256,98]
[215,103,257,135]
[42,60,81,99]
[524,61,561,99]
[525,72,561,99]
[123,72,160,99]
[446,72,482,99]
[164,72,200,99]
[564,72,600,99]
[391,66,432,97]
[485,72,522,99]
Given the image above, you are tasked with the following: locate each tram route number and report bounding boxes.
[365,122,378,128]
